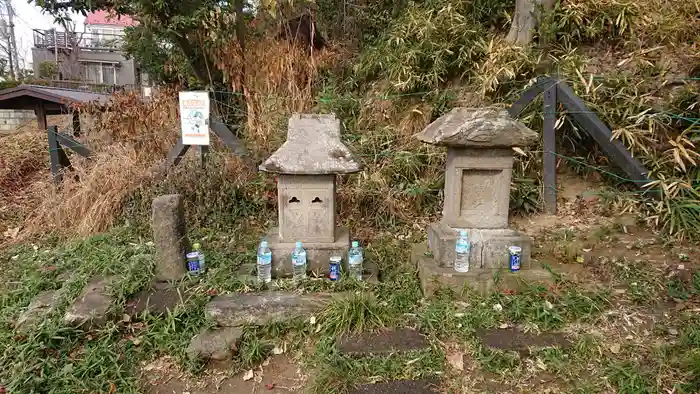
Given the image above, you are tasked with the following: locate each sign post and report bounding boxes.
[179,91,211,167]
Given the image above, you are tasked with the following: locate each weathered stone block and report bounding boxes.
[338,328,430,357]
[125,282,187,318]
[427,223,532,269]
[442,148,513,229]
[277,174,336,243]
[413,244,551,297]
[152,194,188,281]
[15,290,62,330]
[266,226,349,278]
[205,291,338,327]
[349,379,441,394]
[414,107,538,148]
[187,326,243,361]
[64,276,116,329]
[259,114,363,175]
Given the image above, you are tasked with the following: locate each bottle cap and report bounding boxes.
[295,241,303,248]
[260,240,268,248]
[459,230,467,236]
[193,243,201,249]
[508,246,522,254]
[330,256,342,262]
[351,240,359,248]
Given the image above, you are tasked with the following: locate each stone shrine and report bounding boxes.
[411,107,551,295]
[260,114,362,277]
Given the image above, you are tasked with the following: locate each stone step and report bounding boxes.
[205,291,339,327]
[348,379,441,394]
[337,328,430,357]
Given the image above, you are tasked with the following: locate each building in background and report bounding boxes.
[30,10,148,93]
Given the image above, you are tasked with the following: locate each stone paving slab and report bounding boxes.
[348,379,441,394]
[63,276,116,329]
[126,283,187,318]
[15,290,62,330]
[205,291,338,327]
[187,326,244,361]
[337,328,430,357]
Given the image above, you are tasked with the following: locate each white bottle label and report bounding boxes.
[293,252,306,266]
[349,255,362,266]
[456,241,470,254]
[258,253,271,265]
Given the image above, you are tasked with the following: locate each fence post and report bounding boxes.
[543,82,557,214]
[47,126,71,184]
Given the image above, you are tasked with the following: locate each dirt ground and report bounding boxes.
[143,355,305,394]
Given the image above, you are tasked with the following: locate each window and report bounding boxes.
[102,64,115,84]
[81,62,118,85]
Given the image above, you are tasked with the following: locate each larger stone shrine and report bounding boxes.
[260,114,362,277]
[412,107,551,295]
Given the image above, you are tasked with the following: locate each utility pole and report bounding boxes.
[6,0,19,79]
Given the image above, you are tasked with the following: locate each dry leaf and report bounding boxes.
[447,351,464,371]
[609,343,621,354]
[3,227,19,239]
[272,345,284,355]
[243,369,254,381]
[254,373,263,383]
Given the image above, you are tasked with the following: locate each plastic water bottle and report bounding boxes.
[292,241,307,281]
[455,230,470,273]
[257,240,272,283]
[192,243,206,274]
[348,240,363,281]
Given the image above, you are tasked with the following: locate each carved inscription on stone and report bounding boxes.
[460,169,500,217]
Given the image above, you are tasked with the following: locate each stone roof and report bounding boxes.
[415,107,539,148]
[259,114,363,174]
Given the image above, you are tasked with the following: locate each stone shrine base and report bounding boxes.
[428,222,533,269]
[266,226,350,278]
[412,244,552,297]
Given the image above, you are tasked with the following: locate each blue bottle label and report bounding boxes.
[188,260,200,273]
[329,262,340,281]
[510,253,521,271]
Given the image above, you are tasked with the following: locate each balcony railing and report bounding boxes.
[33,29,125,51]
[44,80,138,94]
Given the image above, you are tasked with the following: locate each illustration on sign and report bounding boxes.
[179,91,210,146]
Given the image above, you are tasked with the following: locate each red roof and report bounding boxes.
[85,10,136,27]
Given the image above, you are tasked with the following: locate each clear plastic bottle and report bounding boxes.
[257,240,272,283]
[454,230,470,273]
[192,243,206,274]
[292,241,307,281]
[348,240,363,281]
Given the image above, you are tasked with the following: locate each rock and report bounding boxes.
[125,283,187,318]
[259,114,363,174]
[15,290,61,330]
[205,291,336,327]
[414,107,538,148]
[349,379,441,394]
[479,327,571,357]
[337,328,430,357]
[152,194,188,281]
[63,276,116,329]
[187,327,244,361]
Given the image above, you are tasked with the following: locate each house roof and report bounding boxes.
[0,84,111,111]
[85,10,136,27]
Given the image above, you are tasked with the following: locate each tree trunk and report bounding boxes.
[506,0,556,46]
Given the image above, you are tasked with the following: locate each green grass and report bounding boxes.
[3,222,700,393]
